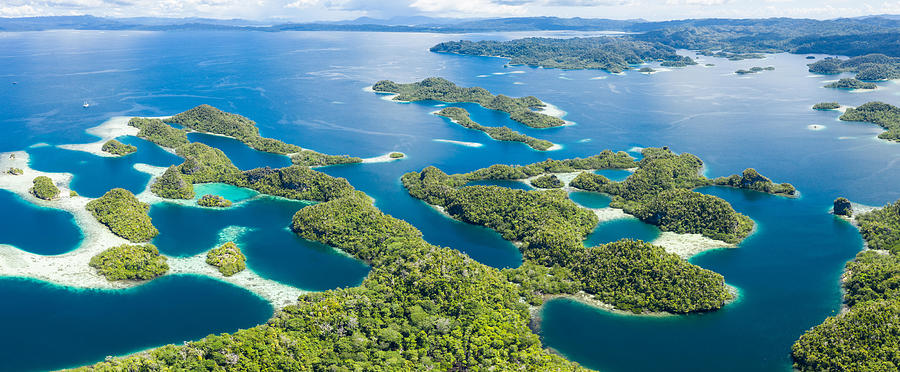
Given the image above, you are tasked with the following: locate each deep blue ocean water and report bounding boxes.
[0,30,898,371]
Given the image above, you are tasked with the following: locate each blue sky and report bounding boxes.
[1,0,897,21]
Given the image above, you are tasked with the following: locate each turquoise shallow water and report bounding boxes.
[583,217,660,246]
[0,30,897,371]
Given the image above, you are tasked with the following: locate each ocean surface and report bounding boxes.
[0,30,897,371]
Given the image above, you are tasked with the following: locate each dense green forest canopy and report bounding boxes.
[430,37,696,72]
[373,77,565,128]
[813,102,840,110]
[436,107,555,151]
[840,101,900,142]
[206,241,246,276]
[401,163,732,313]
[168,105,303,155]
[856,199,900,253]
[197,194,233,208]
[150,165,195,199]
[808,54,900,81]
[89,244,169,281]
[128,117,189,149]
[530,174,564,189]
[100,139,137,156]
[290,150,362,167]
[85,188,158,242]
[29,176,59,200]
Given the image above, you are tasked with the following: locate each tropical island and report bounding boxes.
[808,54,900,81]
[435,107,556,151]
[30,176,59,200]
[791,198,900,371]
[197,194,233,208]
[824,78,877,90]
[429,37,697,72]
[85,188,159,242]
[100,139,137,156]
[89,244,169,281]
[205,241,246,276]
[7,167,23,175]
[813,102,840,110]
[372,77,566,128]
[839,101,900,141]
[735,66,774,74]
[530,174,563,188]
[698,50,765,61]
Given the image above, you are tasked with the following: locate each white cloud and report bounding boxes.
[410,0,529,16]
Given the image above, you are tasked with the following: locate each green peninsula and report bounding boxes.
[824,78,876,89]
[792,198,900,371]
[127,118,189,149]
[197,194,232,208]
[89,244,168,281]
[436,107,555,151]
[430,37,696,72]
[373,77,566,128]
[839,101,900,141]
[735,66,774,74]
[168,104,302,155]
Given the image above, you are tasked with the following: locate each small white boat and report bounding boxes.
[82,101,90,108]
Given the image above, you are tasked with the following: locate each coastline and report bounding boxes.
[0,150,306,309]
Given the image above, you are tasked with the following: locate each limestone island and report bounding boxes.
[824,78,876,90]
[198,194,233,208]
[372,77,567,128]
[812,102,840,110]
[435,107,556,151]
[30,176,59,200]
[206,241,246,276]
[89,244,169,281]
[735,66,775,74]
[101,139,137,156]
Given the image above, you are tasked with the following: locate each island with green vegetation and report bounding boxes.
[197,194,232,208]
[430,37,695,72]
[435,107,555,151]
[791,198,900,371]
[89,244,169,281]
[100,139,137,156]
[205,241,245,276]
[639,67,655,73]
[389,152,404,159]
[149,142,355,202]
[808,54,900,81]
[29,176,59,200]
[128,117,189,149]
[79,185,590,370]
[372,77,566,128]
[824,78,877,90]
[167,104,302,154]
[530,174,563,188]
[735,66,774,74]
[839,101,900,141]
[85,188,158,242]
[833,197,852,216]
[401,152,735,314]
[813,102,840,110]
[7,167,23,175]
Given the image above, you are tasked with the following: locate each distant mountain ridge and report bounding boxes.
[2,15,899,56]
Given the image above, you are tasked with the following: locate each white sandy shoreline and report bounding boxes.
[57,116,140,157]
